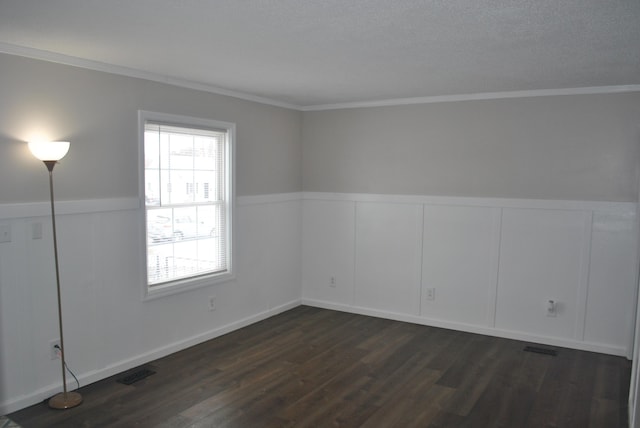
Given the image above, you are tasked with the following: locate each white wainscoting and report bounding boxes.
[301,192,638,358]
[354,202,424,315]
[0,193,302,414]
[302,199,356,305]
[1,191,636,413]
[422,205,501,327]
[495,208,591,340]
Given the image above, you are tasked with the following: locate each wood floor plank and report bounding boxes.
[359,371,454,428]
[591,397,626,428]
[9,306,631,428]
[276,364,373,426]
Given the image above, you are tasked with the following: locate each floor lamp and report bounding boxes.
[28,141,83,410]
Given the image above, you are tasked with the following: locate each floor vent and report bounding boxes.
[117,368,156,385]
[523,346,558,356]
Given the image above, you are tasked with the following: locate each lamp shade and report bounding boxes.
[28,141,70,161]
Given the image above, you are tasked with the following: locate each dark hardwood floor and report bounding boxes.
[10,306,631,427]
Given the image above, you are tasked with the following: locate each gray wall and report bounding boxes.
[0,54,302,203]
[3,53,638,204]
[302,94,640,201]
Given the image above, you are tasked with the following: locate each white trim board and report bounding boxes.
[1,192,633,221]
[0,43,298,111]
[0,197,140,220]
[1,43,639,111]
[0,193,304,221]
[302,85,640,111]
[1,192,631,221]
[303,192,636,213]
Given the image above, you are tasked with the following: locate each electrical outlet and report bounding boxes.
[32,222,42,240]
[208,295,216,311]
[426,288,435,301]
[547,300,557,317]
[50,339,61,360]
[0,224,11,243]
[330,276,336,287]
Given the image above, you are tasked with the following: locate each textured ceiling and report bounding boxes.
[0,0,639,108]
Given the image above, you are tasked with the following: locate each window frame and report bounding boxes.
[138,110,236,300]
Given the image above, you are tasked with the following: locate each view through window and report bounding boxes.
[141,113,234,291]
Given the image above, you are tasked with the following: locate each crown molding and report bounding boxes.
[301,85,640,111]
[2,42,639,112]
[0,42,300,110]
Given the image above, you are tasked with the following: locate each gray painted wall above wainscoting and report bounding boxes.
[0,53,302,204]
[302,92,640,202]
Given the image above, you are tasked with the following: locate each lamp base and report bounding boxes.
[48,391,83,409]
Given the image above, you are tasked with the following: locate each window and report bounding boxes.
[139,111,234,297]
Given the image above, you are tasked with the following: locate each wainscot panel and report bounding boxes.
[302,192,638,358]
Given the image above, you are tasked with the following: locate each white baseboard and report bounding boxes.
[0,299,301,415]
[301,298,629,358]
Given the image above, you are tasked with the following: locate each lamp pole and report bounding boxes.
[28,141,82,409]
[44,160,82,409]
